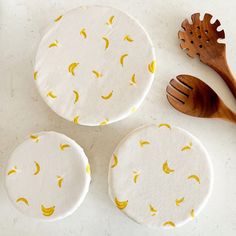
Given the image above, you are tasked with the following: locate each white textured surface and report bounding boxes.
[0,0,235,235]
[108,125,213,228]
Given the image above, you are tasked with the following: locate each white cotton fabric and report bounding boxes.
[5,131,91,221]
[34,5,156,126]
[108,124,213,228]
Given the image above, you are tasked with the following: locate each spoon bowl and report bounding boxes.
[178,13,236,99]
[166,74,236,123]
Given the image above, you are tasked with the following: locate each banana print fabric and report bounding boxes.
[108,124,213,228]
[5,131,91,221]
[34,6,156,126]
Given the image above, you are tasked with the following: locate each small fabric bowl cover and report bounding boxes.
[34,5,156,126]
[108,124,213,228]
[5,131,91,221]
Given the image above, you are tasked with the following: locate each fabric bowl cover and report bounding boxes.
[5,131,91,221]
[34,5,156,126]
[108,124,213,228]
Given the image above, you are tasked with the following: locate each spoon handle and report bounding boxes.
[216,101,236,124]
[209,57,236,99]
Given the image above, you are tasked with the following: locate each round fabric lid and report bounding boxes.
[34,5,156,126]
[108,124,213,228]
[5,131,91,221]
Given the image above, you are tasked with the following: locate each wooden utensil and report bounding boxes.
[178,13,236,99]
[166,74,236,123]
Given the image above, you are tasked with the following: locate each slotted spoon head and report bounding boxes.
[178,13,226,65]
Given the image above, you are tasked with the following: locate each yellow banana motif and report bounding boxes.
[181,142,192,151]
[120,54,128,66]
[99,118,109,126]
[73,116,79,124]
[123,35,134,42]
[73,90,80,104]
[148,60,156,73]
[139,140,150,147]
[115,197,128,210]
[92,70,103,78]
[33,161,40,175]
[187,175,200,184]
[57,176,64,188]
[101,91,113,100]
[54,15,63,22]
[149,204,157,216]
[106,16,115,25]
[190,209,195,218]
[162,161,175,174]
[30,135,40,143]
[7,166,17,176]
[60,144,70,151]
[47,91,57,99]
[133,171,140,183]
[68,62,79,76]
[41,204,55,217]
[33,71,38,80]
[130,74,136,85]
[102,37,109,50]
[16,197,29,206]
[80,28,87,39]
[111,154,118,168]
[86,163,91,175]
[158,123,171,129]
[163,221,176,227]
[176,197,185,206]
[48,40,58,48]
[130,107,137,113]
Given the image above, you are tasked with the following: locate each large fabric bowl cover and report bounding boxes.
[5,131,91,221]
[108,124,213,228]
[34,5,156,126]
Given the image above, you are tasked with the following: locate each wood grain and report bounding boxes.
[178,13,236,99]
[166,74,236,123]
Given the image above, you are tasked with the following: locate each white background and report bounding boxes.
[0,0,235,235]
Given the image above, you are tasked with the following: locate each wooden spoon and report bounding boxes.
[178,13,236,99]
[166,74,236,123]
